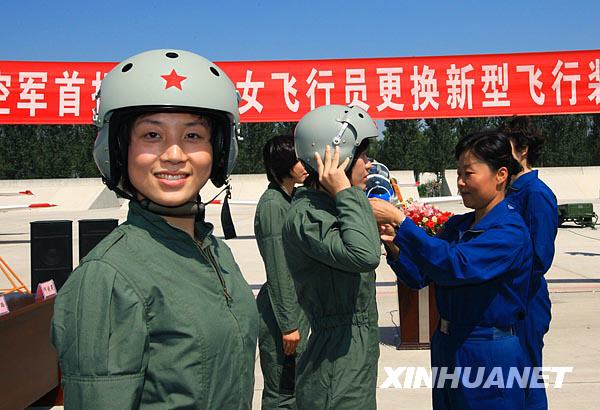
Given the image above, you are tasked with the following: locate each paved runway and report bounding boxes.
[2,198,599,409]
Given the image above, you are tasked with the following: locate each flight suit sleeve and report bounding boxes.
[295,187,381,273]
[392,218,528,286]
[51,260,148,409]
[255,199,301,333]
[525,189,558,275]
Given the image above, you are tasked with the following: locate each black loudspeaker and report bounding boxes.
[30,220,73,292]
[78,219,119,261]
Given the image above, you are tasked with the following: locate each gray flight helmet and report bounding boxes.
[294,105,378,173]
[93,49,240,196]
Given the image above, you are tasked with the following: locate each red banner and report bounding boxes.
[1,49,599,124]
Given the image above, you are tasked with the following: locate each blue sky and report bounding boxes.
[1,0,598,62]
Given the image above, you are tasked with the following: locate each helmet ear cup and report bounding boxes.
[93,111,129,193]
[209,114,233,188]
[211,127,225,187]
[104,109,141,196]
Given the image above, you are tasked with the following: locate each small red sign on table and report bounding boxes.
[0,295,9,316]
[35,280,57,301]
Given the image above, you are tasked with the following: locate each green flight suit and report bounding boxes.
[282,186,381,410]
[51,201,259,409]
[255,183,309,409]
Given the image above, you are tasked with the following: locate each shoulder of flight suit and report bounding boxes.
[285,186,381,273]
[52,257,148,409]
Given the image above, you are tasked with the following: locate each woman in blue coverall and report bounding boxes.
[502,117,558,410]
[370,131,534,409]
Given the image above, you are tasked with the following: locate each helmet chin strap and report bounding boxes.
[137,182,234,221]
[106,180,206,219]
[139,196,205,219]
[106,179,236,231]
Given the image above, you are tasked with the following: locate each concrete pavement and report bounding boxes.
[2,184,598,409]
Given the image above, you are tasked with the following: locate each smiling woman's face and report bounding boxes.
[127,112,213,207]
[456,150,505,210]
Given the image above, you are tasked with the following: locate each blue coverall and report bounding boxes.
[388,200,533,409]
[507,170,558,410]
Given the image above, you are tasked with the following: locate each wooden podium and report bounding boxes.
[0,297,62,409]
[396,282,440,350]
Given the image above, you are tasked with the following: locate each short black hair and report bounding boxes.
[499,116,546,166]
[455,130,522,181]
[262,134,298,183]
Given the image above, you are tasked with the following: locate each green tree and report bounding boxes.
[538,115,590,166]
[0,125,38,179]
[457,117,501,137]
[377,119,425,175]
[1,115,598,180]
[235,122,296,174]
[589,114,600,165]
[0,124,100,179]
[423,118,459,176]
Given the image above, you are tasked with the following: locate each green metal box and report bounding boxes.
[558,203,598,228]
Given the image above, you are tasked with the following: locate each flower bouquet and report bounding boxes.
[365,160,453,236]
[394,198,453,236]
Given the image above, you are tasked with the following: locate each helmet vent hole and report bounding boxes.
[358,113,364,118]
[210,67,220,77]
[344,110,348,113]
[166,52,179,58]
[121,63,133,72]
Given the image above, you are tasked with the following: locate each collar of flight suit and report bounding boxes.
[508,169,539,192]
[127,200,215,247]
[293,186,338,212]
[268,181,293,203]
[448,199,514,239]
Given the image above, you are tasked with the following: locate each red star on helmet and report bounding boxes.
[161,69,187,90]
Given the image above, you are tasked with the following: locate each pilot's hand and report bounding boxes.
[315,145,351,196]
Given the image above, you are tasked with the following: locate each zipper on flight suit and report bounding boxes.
[196,240,249,399]
[196,242,233,305]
